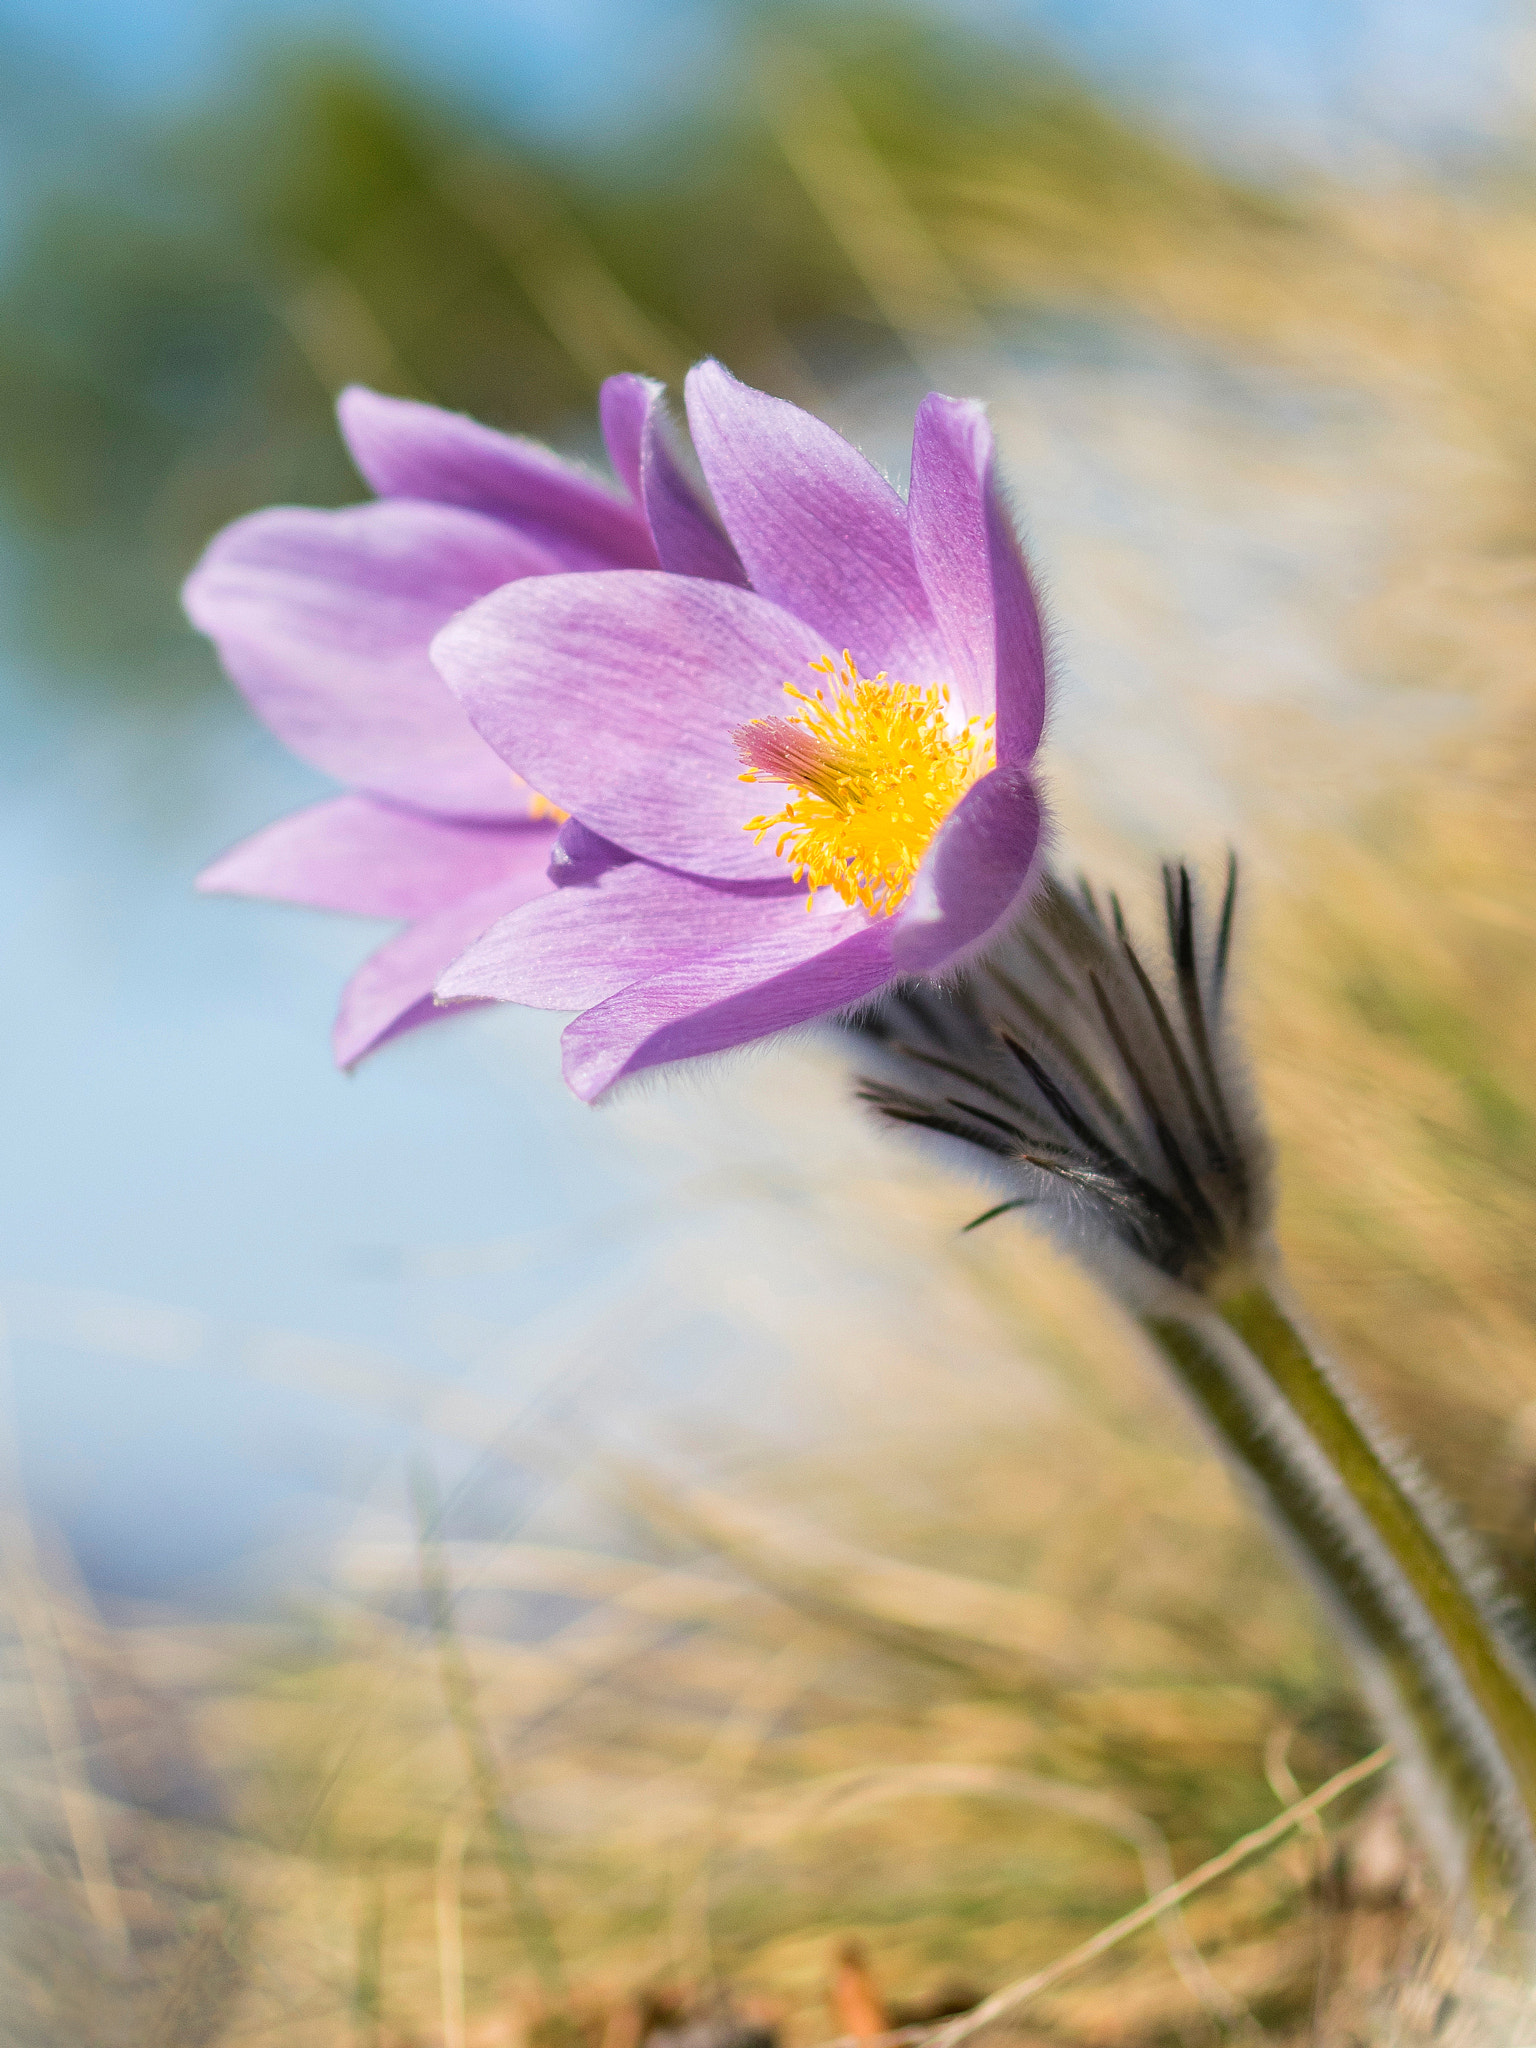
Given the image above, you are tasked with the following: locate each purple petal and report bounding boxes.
[338,385,658,571]
[432,571,833,880]
[598,372,653,502]
[437,859,808,1012]
[907,393,1048,763]
[334,866,555,1068]
[640,397,749,586]
[561,912,891,1100]
[199,796,558,920]
[685,360,945,678]
[547,818,635,888]
[602,372,748,585]
[890,764,1045,974]
[184,500,559,819]
[644,412,749,586]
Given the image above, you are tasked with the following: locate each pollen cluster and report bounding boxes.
[734,651,993,914]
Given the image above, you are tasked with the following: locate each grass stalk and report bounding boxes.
[412,1466,568,2003]
[436,1810,470,2048]
[916,1745,1394,2048]
[353,1861,386,2048]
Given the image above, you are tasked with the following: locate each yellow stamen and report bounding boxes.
[735,650,994,914]
[528,789,569,823]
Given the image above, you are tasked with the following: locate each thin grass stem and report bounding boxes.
[412,1465,567,2001]
[899,1746,1394,2048]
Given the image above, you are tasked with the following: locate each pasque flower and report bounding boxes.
[184,372,737,1064]
[432,360,1049,1098]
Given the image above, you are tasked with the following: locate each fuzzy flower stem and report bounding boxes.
[1145,1280,1536,1947]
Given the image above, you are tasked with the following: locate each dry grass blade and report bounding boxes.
[914,1746,1395,2048]
[769,1762,1240,2023]
[342,1538,750,1627]
[435,1808,471,2048]
[756,38,990,374]
[413,1470,566,2001]
[626,1476,1184,1689]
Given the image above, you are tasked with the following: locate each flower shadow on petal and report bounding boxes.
[561,914,892,1100]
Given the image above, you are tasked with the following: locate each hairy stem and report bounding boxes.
[1144,1276,1536,1950]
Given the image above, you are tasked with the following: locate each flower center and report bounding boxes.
[734,651,994,914]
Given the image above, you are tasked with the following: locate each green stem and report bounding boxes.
[1145,1276,1536,1947]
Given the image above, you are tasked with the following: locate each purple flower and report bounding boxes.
[431,362,1048,1100]
[185,374,736,1064]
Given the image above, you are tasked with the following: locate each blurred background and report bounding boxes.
[6,1,1536,2041]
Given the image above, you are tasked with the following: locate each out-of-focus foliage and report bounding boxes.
[1,1169,1390,2045]
[0,10,1264,691]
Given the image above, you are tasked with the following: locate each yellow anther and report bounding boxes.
[734,650,993,914]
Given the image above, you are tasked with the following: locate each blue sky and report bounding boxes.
[0,675,658,1597]
[0,0,1519,164]
[0,0,733,139]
